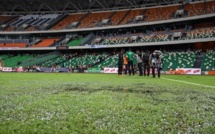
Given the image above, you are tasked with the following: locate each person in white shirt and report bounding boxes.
[136,51,143,76]
[149,50,162,78]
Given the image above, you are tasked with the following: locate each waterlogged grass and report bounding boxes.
[0,73,215,133]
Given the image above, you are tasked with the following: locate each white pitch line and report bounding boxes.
[161,78,215,89]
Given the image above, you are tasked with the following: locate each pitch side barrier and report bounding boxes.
[1,67,214,75]
[37,68,70,72]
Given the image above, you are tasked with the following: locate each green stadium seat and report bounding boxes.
[162,51,197,71]
[68,38,83,46]
[4,54,33,68]
[201,50,215,71]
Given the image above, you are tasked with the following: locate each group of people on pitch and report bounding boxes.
[118,48,163,78]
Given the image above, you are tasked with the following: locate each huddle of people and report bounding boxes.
[118,48,163,78]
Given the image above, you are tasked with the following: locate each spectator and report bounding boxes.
[71,66,75,73]
[33,65,36,72]
[51,65,55,72]
[27,65,30,72]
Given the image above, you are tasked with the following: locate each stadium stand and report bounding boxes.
[162,51,197,71]
[0,16,11,23]
[51,14,85,30]
[184,2,204,17]
[0,54,10,60]
[145,5,179,22]
[0,43,27,48]
[20,52,60,67]
[99,33,172,45]
[201,50,215,71]
[186,27,215,39]
[26,26,36,31]
[1,49,215,72]
[61,53,108,68]
[101,36,129,45]
[0,26,213,48]
[68,38,83,46]
[28,39,42,47]
[0,1,214,31]
[183,1,215,17]
[120,9,144,24]
[93,54,118,68]
[31,38,59,47]
[78,12,113,28]
[90,25,214,46]
[194,22,215,29]
[0,16,18,31]
[138,34,171,42]
[3,14,59,31]
[109,10,128,25]
[4,26,14,31]
[4,54,33,67]
[40,56,67,67]
[205,1,215,14]
[57,35,74,46]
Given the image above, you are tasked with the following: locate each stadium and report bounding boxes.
[0,0,215,133]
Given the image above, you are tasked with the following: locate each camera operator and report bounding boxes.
[149,50,163,78]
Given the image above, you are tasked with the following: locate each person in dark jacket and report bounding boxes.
[136,50,143,76]
[118,49,124,76]
[143,50,150,76]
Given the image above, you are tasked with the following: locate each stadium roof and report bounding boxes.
[0,0,204,15]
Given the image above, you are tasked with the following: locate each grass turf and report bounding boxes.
[0,73,215,133]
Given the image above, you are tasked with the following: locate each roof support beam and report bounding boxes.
[114,0,122,8]
[102,0,110,9]
[163,0,170,5]
[18,3,29,12]
[175,0,181,4]
[132,0,138,7]
[88,0,96,10]
[126,0,136,7]
[63,2,81,12]
[37,3,55,13]
[0,5,5,12]
[141,0,150,7]
[76,1,83,10]
[52,3,58,13]
[10,3,29,14]
[95,0,108,10]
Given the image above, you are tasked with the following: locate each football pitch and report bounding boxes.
[0,73,215,133]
